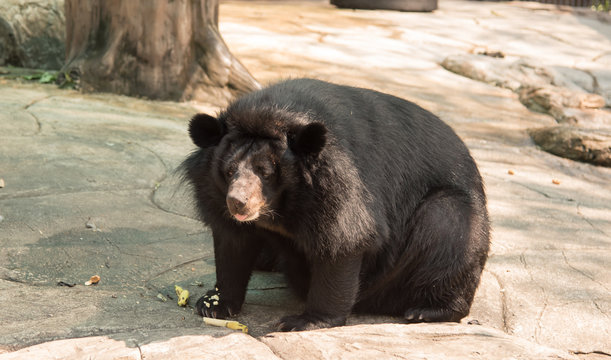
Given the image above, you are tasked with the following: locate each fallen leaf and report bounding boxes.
[85,275,101,286]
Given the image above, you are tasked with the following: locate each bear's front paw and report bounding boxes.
[277,313,346,332]
[195,288,237,319]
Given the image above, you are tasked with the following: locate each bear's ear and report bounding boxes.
[189,113,226,148]
[289,122,327,156]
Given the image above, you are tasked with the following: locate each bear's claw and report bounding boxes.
[196,288,233,319]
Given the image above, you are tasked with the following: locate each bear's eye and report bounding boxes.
[225,165,237,179]
[255,165,273,179]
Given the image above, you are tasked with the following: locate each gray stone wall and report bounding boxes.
[0,0,65,70]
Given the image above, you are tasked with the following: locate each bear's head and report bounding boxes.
[188,112,327,223]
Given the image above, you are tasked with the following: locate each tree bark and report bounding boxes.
[61,0,260,105]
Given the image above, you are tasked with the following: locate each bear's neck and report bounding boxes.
[255,219,293,238]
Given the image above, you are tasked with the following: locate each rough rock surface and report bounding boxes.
[441,54,608,120]
[0,324,578,360]
[441,48,611,166]
[1,0,610,359]
[260,323,578,360]
[529,126,611,167]
[0,0,65,70]
[0,330,282,360]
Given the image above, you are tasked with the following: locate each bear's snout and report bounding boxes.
[226,171,264,222]
[227,194,248,217]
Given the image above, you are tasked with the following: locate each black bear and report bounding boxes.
[181,78,490,331]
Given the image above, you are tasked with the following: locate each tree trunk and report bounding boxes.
[61,0,260,105]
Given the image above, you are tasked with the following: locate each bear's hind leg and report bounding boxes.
[404,307,466,323]
[395,187,489,323]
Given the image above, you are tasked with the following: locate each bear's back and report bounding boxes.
[222,79,484,228]
[237,79,481,198]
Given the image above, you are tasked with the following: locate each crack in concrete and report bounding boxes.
[561,250,611,293]
[519,252,548,343]
[22,221,43,235]
[99,231,207,261]
[576,202,610,239]
[145,166,200,222]
[525,27,574,46]
[24,110,42,134]
[150,190,199,222]
[571,350,611,358]
[486,269,511,334]
[22,95,55,135]
[0,276,27,284]
[129,143,199,222]
[493,177,609,245]
[23,95,54,110]
[487,172,573,202]
[0,266,51,286]
[150,185,197,219]
[132,143,170,174]
[592,300,610,318]
[0,267,27,284]
[143,253,213,292]
[101,235,162,261]
[508,178,566,201]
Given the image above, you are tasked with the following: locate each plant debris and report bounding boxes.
[39,72,57,84]
[552,179,561,185]
[85,275,101,286]
[203,317,248,333]
[86,218,100,231]
[157,293,168,302]
[57,281,76,287]
[175,285,189,306]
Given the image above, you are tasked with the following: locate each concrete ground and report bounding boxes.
[1,0,610,359]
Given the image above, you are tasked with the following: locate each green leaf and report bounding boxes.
[23,74,41,80]
[39,72,57,84]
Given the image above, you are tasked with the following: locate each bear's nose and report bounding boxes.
[226,195,247,216]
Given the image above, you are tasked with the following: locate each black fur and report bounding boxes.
[188,113,225,148]
[180,78,490,331]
